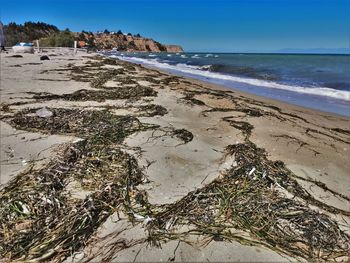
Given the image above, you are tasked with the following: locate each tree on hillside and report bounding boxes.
[86,33,96,48]
[134,33,141,37]
[103,29,110,34]
[56,28,74,46]
[3,21,59,46]
[78,32,87,42]
[155,41,167,51]
[117,30,123,35]
[127,40,137,50]
[127,33,132,36]
[117,44,127,51]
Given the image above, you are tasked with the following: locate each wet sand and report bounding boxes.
[1,49,349,262]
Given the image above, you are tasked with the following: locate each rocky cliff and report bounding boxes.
[164,45,183,53]
[83,33,183,52]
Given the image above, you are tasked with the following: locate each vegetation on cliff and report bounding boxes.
[39,28,75,47]
[3,22,59,46]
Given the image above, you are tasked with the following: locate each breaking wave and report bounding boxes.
[109,55,350,101]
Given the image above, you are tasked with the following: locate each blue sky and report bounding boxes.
[1,0,349,52]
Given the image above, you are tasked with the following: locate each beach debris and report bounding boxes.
[173,129,194,144]
[90,68,125,89]
[247,167,256,176]
[16,201,30,215]
[137,75,161,84]
[1,103,10,112]
[11,108,158,145]
[134,213,154,225]
[8,54,23,58]
[181,93,206,106]
[146,142,350,261]
[32,85,157,102]
[161,76,181,85]
[165,217,177,231]
[146,127,193,146]
[0,104,158,261]
[134,213,146,221]
[35,107,53,118]
[40,55,50,60]
[143,216,154,225]
[137,104,168,117]
[222,117,254,139]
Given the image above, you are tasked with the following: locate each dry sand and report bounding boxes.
[0,49,349,262]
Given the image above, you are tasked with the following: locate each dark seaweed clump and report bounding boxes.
[173,129,194,144]
[33,85,157,102]
[11,108,157,144]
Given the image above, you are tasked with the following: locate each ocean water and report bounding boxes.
[103,51,350,116]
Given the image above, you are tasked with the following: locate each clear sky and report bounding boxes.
[1,0,349,52]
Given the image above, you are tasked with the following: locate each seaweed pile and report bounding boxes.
[90,68,125,89]
[136,104,168,117]
[0,56,165,261]
[181,92,206,106]
[173,129,194,145]
[0,140,146,262]
[147,141,350,261]
[0,56,180,260]
[143,83,350,261]
[11,108,156,144]
[146,127,194,147]
[33,59,157,104]
[33,85,156,103]
[0,106,159,261]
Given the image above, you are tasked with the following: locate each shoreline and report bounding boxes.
[123,57,350,120]
[110,53,350,117]
[1,50,349,262]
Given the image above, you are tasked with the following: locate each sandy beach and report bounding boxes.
[1,49,349,262]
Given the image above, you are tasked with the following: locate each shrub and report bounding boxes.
[40,29,74,47]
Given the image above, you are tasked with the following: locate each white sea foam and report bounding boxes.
[110,55,350,101]
[148,54,156,57]
[200,65,212,70]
